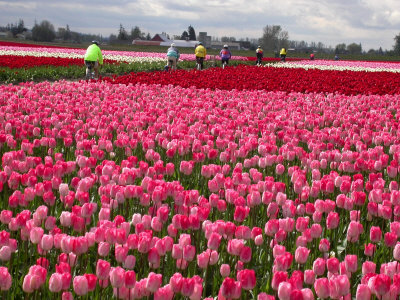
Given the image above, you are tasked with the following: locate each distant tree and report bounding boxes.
[130,26,143,40]
[118,24,128,40]
[57,27,66,39]
[7,19,26,37]
[57,24,72,41]
[378,47,384,55]
[347,43,362,54]
[32,20,56,42]
[260,25,289,52]
[394,33,400,55]
[221,36,236,42]
[109,34,118,43]
[65,25,71,40]
[16,19,25,35]
[188,25,196,40]
[181,30,189,40]
[335,43,346,54]
[146,33,151,40]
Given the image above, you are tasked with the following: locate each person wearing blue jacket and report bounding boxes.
[219,45,232,67]
[166,43,180,70]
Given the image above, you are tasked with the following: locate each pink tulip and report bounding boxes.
[277,281,292,300]
[301,288,315,300]
[368,274,391,296]
[62,291,74,300]
[0,267,12,291]
[326,257,340,274]
[384,232,397,247]
[146,272,162,293]
[355,284,371,300]
[319,238,330,252]
[344,254,358,273]
[110,267,125,288]
[49,273,63,293]
[326,212,339,229]
[125,270,136,289]
[154,284,174,300]
[312,257,326,276]
[220,264,231,277]
[169,273,183,293]
[96,259,111,280]
[271,271,288,290]
[30,227,44,244]
[295,246,310,264]
[370,226,382,243]
[365,243,376,257]
[362,261,376,275]
[0,246,11,262]
[220,277,241,299]
[181,277,195,297]
[330,274,350,297]
[207,232,222,250]
[237,269,256,290]
[73,275,88,296]
[84,273,97,292]
[314,277,330,299]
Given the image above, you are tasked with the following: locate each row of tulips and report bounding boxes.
[0,55,119,69]
[103,64,400,95]
[276,60,400,73]
[1,76,400,299]
[0,41,69,48]
[0,45,249,63]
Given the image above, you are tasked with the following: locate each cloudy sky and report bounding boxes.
[1,0,399,50]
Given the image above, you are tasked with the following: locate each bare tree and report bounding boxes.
[260,25,289,52]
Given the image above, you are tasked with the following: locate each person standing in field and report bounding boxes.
[84,41,103,79]
[256,45,263,65]
[310,53,315,60]
[280,47,287,62]
[219,45,232,67]
[166,43,180,71]
[195,42,206,70]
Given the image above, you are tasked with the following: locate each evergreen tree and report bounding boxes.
[118,24,128,40]
[181,30,189,40]
[394,33,400,55]
[130,26,143,40]
[188,25,196,40]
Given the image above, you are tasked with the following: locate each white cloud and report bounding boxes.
[0,0,398,50]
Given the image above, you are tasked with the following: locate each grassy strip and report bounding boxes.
[0,60,256,84]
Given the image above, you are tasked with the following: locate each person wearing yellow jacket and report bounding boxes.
[280,47,287,62]
[194,42,206,70]
[84,41,103,79]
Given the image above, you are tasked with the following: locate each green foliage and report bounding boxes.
[188,25,196,41]
[260,25,289,52]
[32,20,56,42]
[118,24,129,40]
[347,43,362,55]
[394,33,400,55]
[130,26,144,40]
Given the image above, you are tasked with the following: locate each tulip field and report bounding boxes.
[2,42,400,300]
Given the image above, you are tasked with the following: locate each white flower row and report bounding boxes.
[265,60,400,73]
[0,49,166,63]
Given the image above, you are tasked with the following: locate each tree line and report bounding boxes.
[1,19,400,55]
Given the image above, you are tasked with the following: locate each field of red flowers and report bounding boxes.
[104,65,400,95]
[1,46,400,300]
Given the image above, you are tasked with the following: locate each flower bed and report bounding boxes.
[103,64,400,95]
[0,60,400,299]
